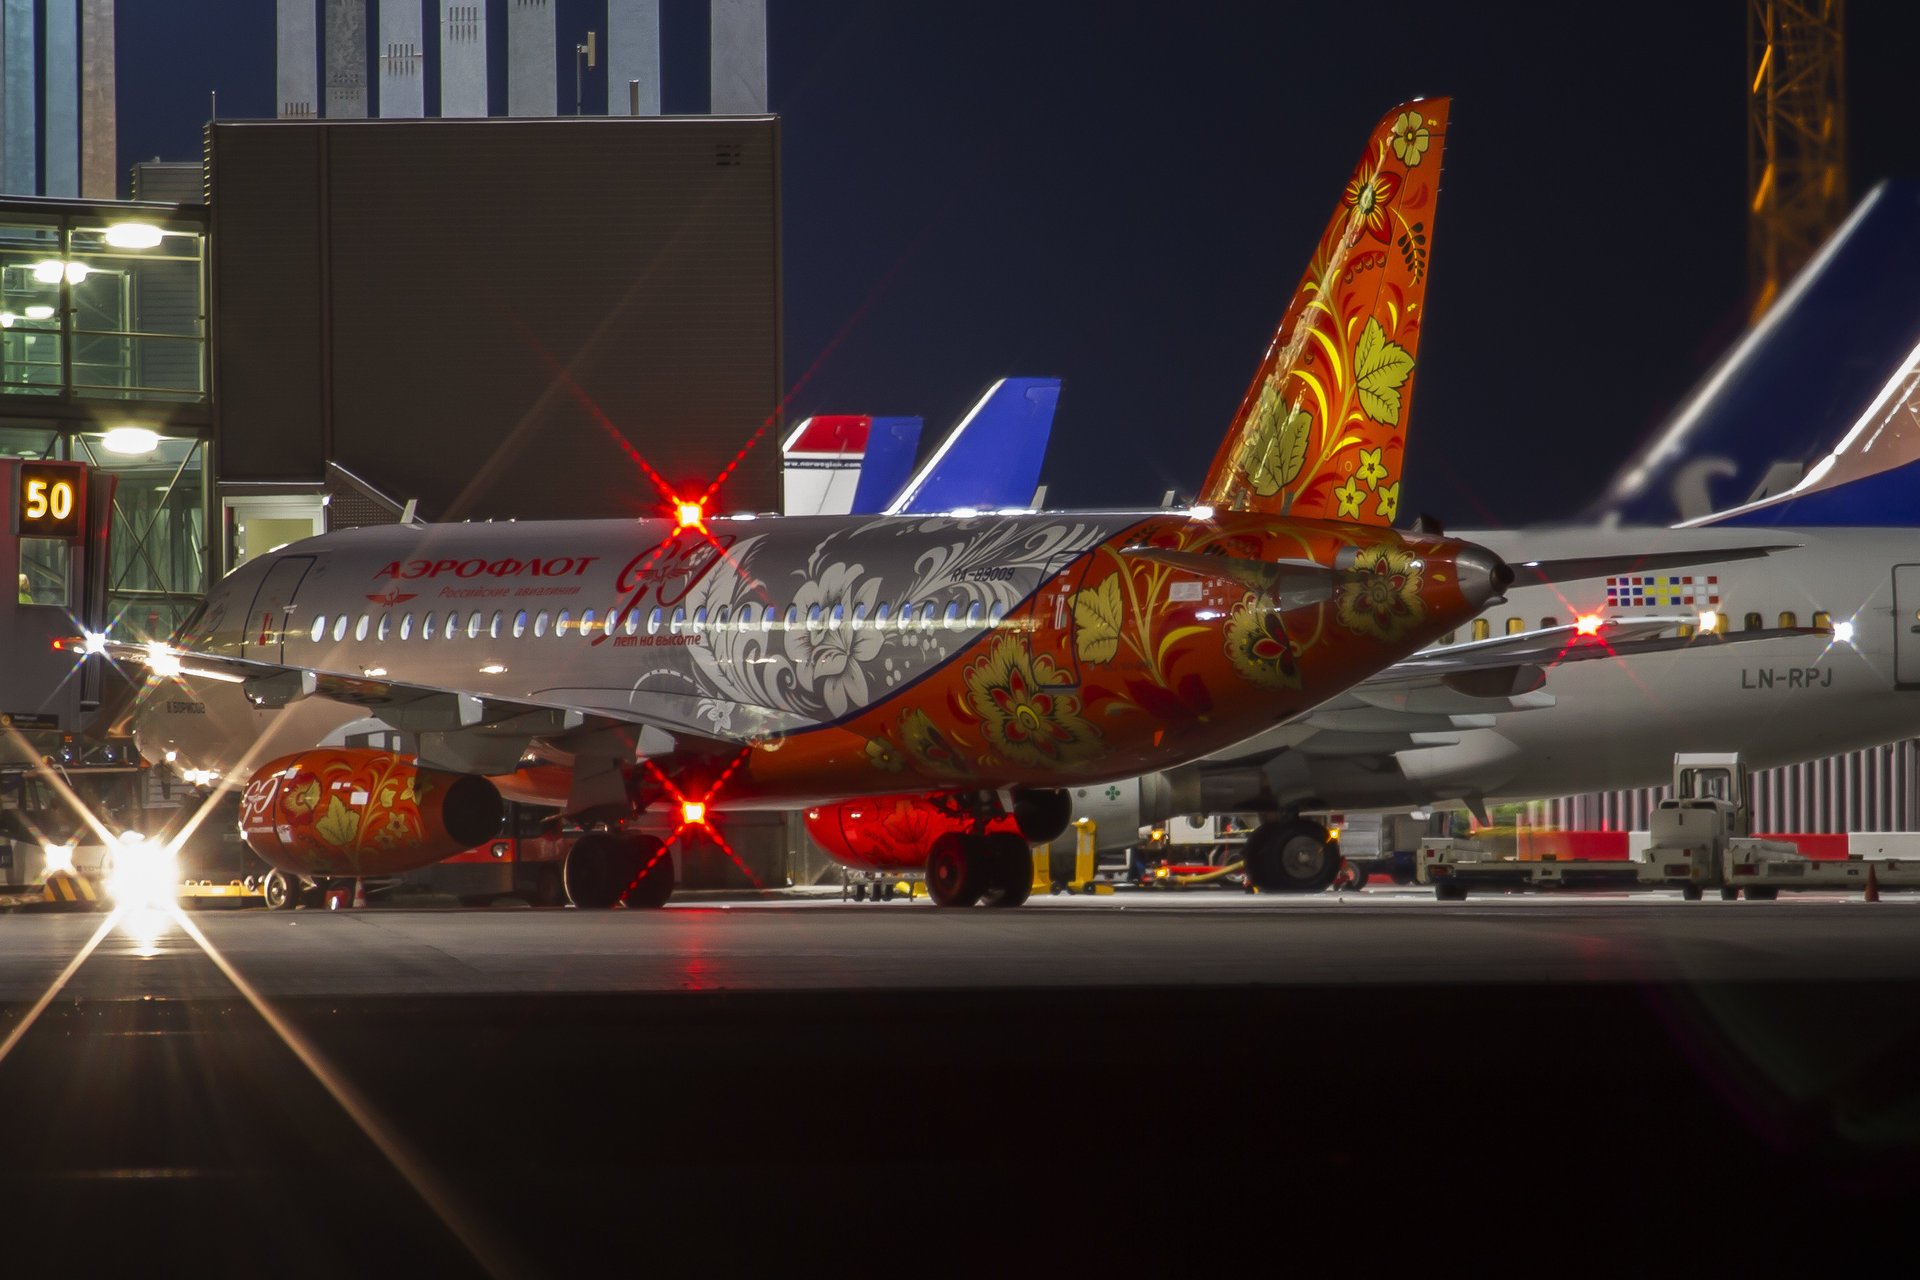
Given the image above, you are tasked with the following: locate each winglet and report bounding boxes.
[1198,98,1450,526]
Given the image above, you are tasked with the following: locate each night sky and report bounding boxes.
[113,1,1920,527]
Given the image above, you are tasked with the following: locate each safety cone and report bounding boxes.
[352,877,367,909]
[1865,863,1881,903]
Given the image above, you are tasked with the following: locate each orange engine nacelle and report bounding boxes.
[239,749,505,876]
[803,795,1022,875]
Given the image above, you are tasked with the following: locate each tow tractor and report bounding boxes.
[1417,753,1920,900]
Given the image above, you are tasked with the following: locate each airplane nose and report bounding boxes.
[1453,543,1513,609]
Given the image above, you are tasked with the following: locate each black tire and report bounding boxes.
[1242,820,1341,893]
[263,869,302,911]
[1341,862,1370,892]
[926,833,985,907]
[563,832,634,909]
[621,834,675,908]
[1719,886,1741,901]
[852,883,868,902]
[1435,881,1468,902]
[1747,886,1779,901]
[1680,884,1704,901]
[979,833,1033,909]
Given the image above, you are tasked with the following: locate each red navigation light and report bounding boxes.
[674,500,706,532]
[680,799,708,827]
[1574,613,1604,637]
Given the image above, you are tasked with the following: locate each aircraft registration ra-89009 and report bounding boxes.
[127,97,1530,908]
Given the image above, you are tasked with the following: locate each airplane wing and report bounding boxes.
[105,640,725,778]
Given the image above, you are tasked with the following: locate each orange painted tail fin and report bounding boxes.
[1197,97,1449,525]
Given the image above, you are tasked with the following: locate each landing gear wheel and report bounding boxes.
[621,834,675,909]
[1241,820,1342,894]
[926,833,985,907]
[978,833,1033,908]
[263,869,302,911]
[563,832,634,909]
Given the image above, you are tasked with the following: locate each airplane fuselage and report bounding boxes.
[1203,525,1920,813]
[138,509,1499,813]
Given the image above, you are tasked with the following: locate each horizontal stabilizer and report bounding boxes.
[1117,545,1346,610]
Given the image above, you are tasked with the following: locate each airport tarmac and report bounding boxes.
[3,887,1919,1001]
[5,891,1919,1274]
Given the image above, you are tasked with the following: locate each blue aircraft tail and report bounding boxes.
[885,377,1060,515]
[848,417,924,515]
[1593,181,1920,527]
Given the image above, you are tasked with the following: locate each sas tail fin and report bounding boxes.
[1197,97,1449,525]
[885,377,1060,514]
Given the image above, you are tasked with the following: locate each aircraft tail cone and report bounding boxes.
[1866,863,1881,903]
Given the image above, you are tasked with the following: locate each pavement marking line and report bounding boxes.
[0,909,120,1070]
[167,905,520,1280]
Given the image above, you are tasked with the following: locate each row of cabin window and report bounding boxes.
[1440,610,1834,645]
[304,598,1013,644]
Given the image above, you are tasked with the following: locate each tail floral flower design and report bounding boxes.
[1336,545,1426,644]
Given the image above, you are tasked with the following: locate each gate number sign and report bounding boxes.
[14,462,86,539]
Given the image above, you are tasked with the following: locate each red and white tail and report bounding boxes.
[1198,97,1450,527]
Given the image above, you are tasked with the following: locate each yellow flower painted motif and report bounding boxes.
[285,778,321,815]
[1390,111,1430,167]
[1071,574,1123,665]
[898,707,970,778]
[1336,545,1427,644]
[1334,475,1367,520]
[963,636,1101,768]
[1375,482,1400,522]
[1356,447,1388,490]
[865,737,905,773]
[1224,595,1302,690]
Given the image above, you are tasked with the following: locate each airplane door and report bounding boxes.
[243,556,316,663]
[1033,548,1093,686]
[1897,565,1920,688]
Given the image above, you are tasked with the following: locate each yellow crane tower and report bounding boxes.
[1747,0,1848,321]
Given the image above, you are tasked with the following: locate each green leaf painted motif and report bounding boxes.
[314,796,361,848]
[1244,377,1312,496]
[1072,575,1123,665]
[1354,317,1414,425]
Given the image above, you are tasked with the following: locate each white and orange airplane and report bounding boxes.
[121,97,1555,909]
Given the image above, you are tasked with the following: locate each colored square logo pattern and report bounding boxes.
[1604,575,1719,608]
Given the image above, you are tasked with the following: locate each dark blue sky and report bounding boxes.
[114,1,1920,527]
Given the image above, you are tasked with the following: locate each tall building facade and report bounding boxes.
[275,0,766,121]
[0,0,118,199]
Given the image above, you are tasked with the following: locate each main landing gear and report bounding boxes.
[1241,817,1343,894]
[925,831,1033,908]
[563,831,675,909]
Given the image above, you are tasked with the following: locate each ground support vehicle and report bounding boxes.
[1417,753,1920,900]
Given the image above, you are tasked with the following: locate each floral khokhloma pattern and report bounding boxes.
[1336,545,1427,644]
[280,752,426,852]
[1196,97,1449,526]
[963,636,1100,768]
[1224,594,1302,690]
[896,706,972,778]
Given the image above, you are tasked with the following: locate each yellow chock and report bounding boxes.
[41,870,101,907]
